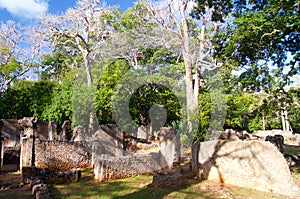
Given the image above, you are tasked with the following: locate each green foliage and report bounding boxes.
[40,48,80,80]
[225,93,259,131]
[129,83,181,127]
[214,0,300,88]
[41,73,74,126]
[94,59,130,124]
[288,88,300,133]
[0,80,55,119]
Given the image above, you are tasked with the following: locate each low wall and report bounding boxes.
[35,140,91,170]
[192,140,300,196]
[93,127,181,181]
[94,153,162,181]
[22,167,81,184]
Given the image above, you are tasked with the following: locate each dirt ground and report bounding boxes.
[0,164,33,199]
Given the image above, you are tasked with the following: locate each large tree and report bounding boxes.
[213,0,300,131]
[0,20,46,92]
[131,0,234,135]
[40,0,113,132]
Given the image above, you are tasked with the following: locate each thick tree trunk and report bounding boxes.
[181,3,198,134]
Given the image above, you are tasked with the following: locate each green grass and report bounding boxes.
[49,168,300,199]
[49,168,210,199]
[284,150,300,155]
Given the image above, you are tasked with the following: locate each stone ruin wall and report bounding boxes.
[22,167,81,184]
[35,140,91,170]
[0,119,23,147]
[18,117,91,171]
[94,153,161,181]
[93,127,181,181]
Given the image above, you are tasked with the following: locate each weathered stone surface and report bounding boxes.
[60,120,72,141]
[253,129,293,138]
[159,127,181,165]
[71,126,85,142]
[151,172,183,189]
[35,141,91,170]
[22,167,81,184]
[94,153,161,181]
[18,117,37,128]
[218,129,238,140]
[36,122,50,141]
[137,125,150,140]
[92,129,124,157]
[48,121,57,141]
[0,119,23,147]
[3,146,20,164]
[265,134,284,153]
[27,177,52,199]
[192,140,300,196]
[93,127,181,182]
[100,124,124,148]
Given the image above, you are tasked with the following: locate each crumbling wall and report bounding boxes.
[93,153,161,181]
[35,141,91,170]
[0,119,23,147]
[22,167,81,184]
[93,127,180,181]
[19,117,91,171]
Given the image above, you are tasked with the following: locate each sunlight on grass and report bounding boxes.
[50,168,209,199]
[50,169,170,199]
[50,168,300,199]
[284,150,300,155]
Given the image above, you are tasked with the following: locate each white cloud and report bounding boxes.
[0,0,48,18]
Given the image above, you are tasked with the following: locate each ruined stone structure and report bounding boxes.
[93,153,161,181]
[22,167,81,199]
[192,140,300,196]
[93,127,181,181]
[71,125,85,142]
[22,167,81,184]
[253,129,293,139]
[137,125,150,140]
[19,117,91,171]
[60,120,72,141]
[48,121,57,141]
[35,141,91,170]
[0,119,23,147]
[151,172,183,189]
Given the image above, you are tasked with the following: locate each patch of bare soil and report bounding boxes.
[0,164,33,199]
[196,181,299,199]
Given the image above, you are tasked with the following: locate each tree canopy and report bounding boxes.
[0,0,299,143]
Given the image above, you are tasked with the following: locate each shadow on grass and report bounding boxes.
[49,168,210,199]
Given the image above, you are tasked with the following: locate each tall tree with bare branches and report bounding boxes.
[40,0,113,132]
[0,20,46,92]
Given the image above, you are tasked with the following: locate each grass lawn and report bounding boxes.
[49,168,299,199]
[49,168,209,199]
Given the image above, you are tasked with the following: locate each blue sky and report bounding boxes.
[0,0,134,23]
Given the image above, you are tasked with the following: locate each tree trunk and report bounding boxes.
[281,110,286,131]
[283,107,292,132]
[83,52,94,134]
[181,3,197,134]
